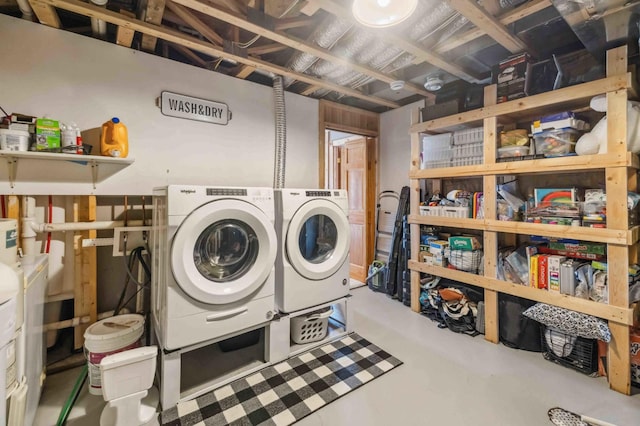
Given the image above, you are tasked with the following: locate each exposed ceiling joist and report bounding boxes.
[116,9,136,47]
[28,0,61,28]
[274,15,316,31]
[446,0,528,54]
[235,64,256,78]
[213,0,244,14]
[171,43,209,67]
[140,0,167,52]
[37,0,401,108]
[435,0,551,54]
[307,0,481,82]
[247,42,288,55]
[301,85,320,96]
[166,0,224,45]
[173,0,434,98]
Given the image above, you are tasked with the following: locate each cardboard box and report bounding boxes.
[547,240,607,257]
[35,118,60,151]
[494,53,533,103]
[547,255,566,292]
[428,240,449,255]
[423,252,446,267]
[537,254,549,290]
[448,236,481,251]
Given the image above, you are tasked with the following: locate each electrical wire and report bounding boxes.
[233,0,301,49]
[0,104,8,119]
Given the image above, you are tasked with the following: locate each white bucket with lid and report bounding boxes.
[0,129,30,151]
[84,314,145,395]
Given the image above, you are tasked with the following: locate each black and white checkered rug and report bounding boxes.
[161,332,402,426]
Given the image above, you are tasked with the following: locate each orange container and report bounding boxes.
[100,117,128,158]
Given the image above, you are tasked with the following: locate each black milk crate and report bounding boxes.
[541,326,598,376]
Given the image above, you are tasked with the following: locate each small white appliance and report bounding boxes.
[99,346,159,426]
[152,185,277,351]
[275,189,350,313]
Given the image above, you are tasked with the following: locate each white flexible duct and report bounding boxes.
[15,0,34,20]
[273,76,287,189]
[90,0,108,39]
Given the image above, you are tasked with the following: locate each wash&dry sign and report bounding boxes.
[158,91,232,125]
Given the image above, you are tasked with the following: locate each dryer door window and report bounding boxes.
[286,199,349,281]
[194,219,259,283]
[171,199,277,305]
[298,215,337,264]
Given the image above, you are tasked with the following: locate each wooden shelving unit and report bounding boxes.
[409,46,636,395]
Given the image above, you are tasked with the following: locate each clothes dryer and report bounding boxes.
[152,186,277,351]
[275,189,350,313]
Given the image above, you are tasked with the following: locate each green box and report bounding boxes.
[448,236,481,251]
[35,118,60,151]
[548,240,606,256]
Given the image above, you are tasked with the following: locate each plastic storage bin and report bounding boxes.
[497,145,531,158]
[533,128,581,157]
[291,307,333,344]
[453,127,483,145]
[421,133,452,169]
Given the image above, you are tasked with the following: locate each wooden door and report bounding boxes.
[340,137,368,282]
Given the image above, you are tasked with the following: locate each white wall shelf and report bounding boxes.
[0,150,134,189]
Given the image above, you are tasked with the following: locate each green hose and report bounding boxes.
[56,364,88,426]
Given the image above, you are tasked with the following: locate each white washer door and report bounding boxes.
[171,199,276,305]
[286,199,350,280]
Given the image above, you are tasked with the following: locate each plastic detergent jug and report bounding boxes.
[101,117,128,158]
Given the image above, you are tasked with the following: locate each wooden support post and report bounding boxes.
[482,85,500,343]
[73,195,97,350]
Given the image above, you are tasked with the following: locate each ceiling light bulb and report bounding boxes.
[352,0,418,28]
[424,75,443,92]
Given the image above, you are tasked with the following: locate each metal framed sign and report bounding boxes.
[158,91,232,125]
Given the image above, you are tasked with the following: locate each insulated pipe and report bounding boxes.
[89,0,108,39]
[273,76,287,189]
[30,219,146,233]
[21,197,37,257]
[15,0,34,21]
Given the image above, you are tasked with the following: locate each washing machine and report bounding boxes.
[275,189,350,313]
[152,185,277,351]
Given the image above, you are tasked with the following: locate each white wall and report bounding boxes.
[379,101,423,194]
[0,15,318,195]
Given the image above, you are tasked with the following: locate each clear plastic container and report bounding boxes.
[533,128,581,157]
[453,127,483,145]
[101,117,129,158]
[497,145,531,158]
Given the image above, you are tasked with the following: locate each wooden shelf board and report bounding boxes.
[408,260,633,325]
[0,151,134,188]
[409,215,631,245]
[410,153,637,179]
[409,215,485,231]
[411,74,631,133]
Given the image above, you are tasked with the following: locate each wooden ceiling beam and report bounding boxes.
[247,42,287,55]
[446,0,527,54]
[172,0,435,98]
[166,1,224,45]
[274,15,316,31]
[212,0,245,15]
[171,43,209,67]
[116,9,136,47]
[140,0,167,52]
[434,0,551,54]
[307,0,480,82]
[235,64,256,78]
[301,85,320,96]
[38,0,401,108]
[28,0,61,28]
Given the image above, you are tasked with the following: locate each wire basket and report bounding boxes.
[541,326,598,376]
[290,307,333,344]
[446,249,483,274]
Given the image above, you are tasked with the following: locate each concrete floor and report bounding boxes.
[35,287,640,426]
